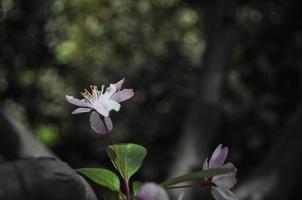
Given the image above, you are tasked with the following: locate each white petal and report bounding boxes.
[111,78,125,91]
[212,173,237,189]
[212,162,237,189]
[93,104,110,117]
[111,89,134,102]
[138,183,169,200]
[66,95,91,107]
[224,163,237,173]
[72,107,91,114]
[93,100,120,117]
[211,187,238,200]
[89,111,107,134]
[104,117,113,131]
[106,100,121,112]
[103,85,117,99]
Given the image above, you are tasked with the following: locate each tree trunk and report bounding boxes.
[235,105,302,200]
[168,0,238,199]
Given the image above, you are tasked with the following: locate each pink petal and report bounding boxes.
[212,173,237,189]
[89,111,107,134]
[210,145,228,168]
[138,183,169,200]
[104,117,113,131]
[111,89,134,102]
[72,107,91,114]
[211,144,222,161]
[66,95,91,107]
[211,187,238,200]
[202,158,209,170]
[212,162,237,189]
[112,78,125,91]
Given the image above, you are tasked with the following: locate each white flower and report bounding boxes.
[66,78,134,117]
[203,144,238,200]
[66,79,134,134]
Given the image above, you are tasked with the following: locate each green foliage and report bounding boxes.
[35,124,60,146]
[102,189,126,200]
[161,168,232,187]
[107,143,147,180]
[48,0,204,72]
[77,168,121,192]
[132,181,143,196]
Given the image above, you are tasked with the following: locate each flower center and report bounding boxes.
[80,85,105,103]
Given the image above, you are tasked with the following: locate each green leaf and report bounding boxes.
[102,189,126,200]
[107,143,147,180]
[77,168,120,192]
[161,168,232,187]
[132,181,143,196]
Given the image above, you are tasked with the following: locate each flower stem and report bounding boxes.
[130,196,137,200]
[124,177,131,200]
[106,131,114,144]
[102,118,131,200]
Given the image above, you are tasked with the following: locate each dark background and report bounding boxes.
[0,0,302,199]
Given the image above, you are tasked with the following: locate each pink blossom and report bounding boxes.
[137,183,169,200]
[203,144,238,200]
[66,79,134,134]
[66,78,133,117]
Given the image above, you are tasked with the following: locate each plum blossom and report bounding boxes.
[203,144,238,200]
[137,183,169,200]
[66,78,134,117]
[66,78,134,134]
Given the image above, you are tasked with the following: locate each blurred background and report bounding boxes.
[0,0,302,199]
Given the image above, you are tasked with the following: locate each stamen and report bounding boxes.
[101,85,105,94]
[81,88,93,102]
[90,85,98,98]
